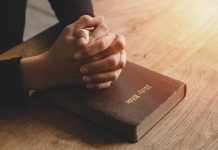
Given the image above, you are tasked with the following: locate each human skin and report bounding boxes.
[20,15,126,90]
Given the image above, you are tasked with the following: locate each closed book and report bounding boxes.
[40,61,186,142]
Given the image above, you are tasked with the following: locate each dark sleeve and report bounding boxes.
[0,57,28,109]
[48,0,95,27]
[49,0,94,26]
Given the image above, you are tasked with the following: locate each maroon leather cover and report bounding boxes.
[42,61,186,142]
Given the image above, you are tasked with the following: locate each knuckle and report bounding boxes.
[76,29,83,36]
[98,40,106,50]
[80,15,90,19]
[64,25,72,33]
[99,23,109,32]
[116,38,125,50]
[80,15,91,23]
[107,57,118,67]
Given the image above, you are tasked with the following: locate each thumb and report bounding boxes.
[76,29,91,47]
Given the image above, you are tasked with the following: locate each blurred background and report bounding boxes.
[24,0,58,40]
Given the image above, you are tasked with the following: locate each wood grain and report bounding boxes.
[0,0,218,149]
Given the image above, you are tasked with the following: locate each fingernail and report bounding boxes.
[80,67,88,74]
[73,52,82,60]
[86,84,92,88]
[82,76,91,82]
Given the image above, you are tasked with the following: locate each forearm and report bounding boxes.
[49,0,95,26]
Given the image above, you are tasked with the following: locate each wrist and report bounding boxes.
[20,52,56,90]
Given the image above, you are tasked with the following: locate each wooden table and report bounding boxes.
[0,0,218,149]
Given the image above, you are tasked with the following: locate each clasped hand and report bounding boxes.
[21,15,127,90]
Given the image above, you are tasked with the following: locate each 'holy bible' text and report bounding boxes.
[125,84,152,104]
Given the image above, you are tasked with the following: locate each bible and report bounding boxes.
[40,61,186,142]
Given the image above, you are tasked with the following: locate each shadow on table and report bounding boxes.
[27,91,128,146]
